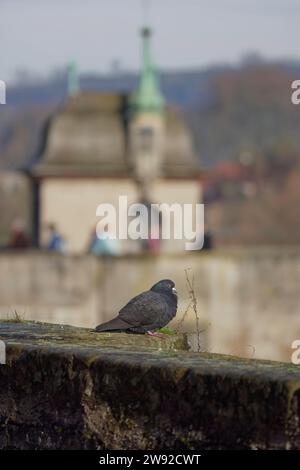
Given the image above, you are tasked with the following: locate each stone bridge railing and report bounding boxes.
[0,321,300,450]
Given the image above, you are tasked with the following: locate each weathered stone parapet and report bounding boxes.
[1,250,300,361]
[0,321,300,450]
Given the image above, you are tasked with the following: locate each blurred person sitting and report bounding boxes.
[140,226,161,254]
[202,230,213,250]
[201,223,214,251]
[7,219,30,250]
[88,224,121,257]
[46,223,67,253]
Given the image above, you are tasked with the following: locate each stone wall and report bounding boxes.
[0,248,300,362]
[0,321,300,450]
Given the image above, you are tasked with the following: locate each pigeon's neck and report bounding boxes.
[163,292,178,308]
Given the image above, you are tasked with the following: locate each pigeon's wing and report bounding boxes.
[118,290,168,329]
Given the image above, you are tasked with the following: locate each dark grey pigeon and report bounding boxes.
[95,279,178,336]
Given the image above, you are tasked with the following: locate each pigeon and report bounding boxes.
[95,279,178,336]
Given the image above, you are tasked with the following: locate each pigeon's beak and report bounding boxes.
[172,287,177,296]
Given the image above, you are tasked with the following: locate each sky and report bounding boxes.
[0,0,300,83]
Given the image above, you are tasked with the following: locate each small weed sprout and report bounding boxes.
[176,268,203,352]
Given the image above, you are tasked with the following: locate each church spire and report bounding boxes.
[133,27,165,115]
[67,60,80,97]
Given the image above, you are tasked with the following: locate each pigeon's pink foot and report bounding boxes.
[146,331,166,338]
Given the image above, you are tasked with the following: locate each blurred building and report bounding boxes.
[29,27,202,253]
[28,27,202,253]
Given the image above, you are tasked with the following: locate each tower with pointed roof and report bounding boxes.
[133,27,164,115]
[129,26,165,200]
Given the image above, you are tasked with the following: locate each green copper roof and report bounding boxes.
[132,27,165,115]
[67,61,80,97]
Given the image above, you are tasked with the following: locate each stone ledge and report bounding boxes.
[0,321,189,353]
[0,321,300,449]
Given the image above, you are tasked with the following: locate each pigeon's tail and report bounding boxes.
[95,317,130,333]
